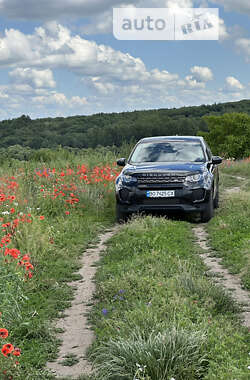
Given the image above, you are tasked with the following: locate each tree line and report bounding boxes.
[0,99,250,158]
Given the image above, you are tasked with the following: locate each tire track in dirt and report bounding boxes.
[193,226,250,328]
[47,226,119,378]
[193,174,250,328]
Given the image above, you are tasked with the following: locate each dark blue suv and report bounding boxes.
[115,136,222,223]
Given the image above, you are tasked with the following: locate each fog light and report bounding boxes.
[192,189,205,201]
[119,189,130,202]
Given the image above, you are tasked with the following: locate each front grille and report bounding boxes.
[136,173,185,185]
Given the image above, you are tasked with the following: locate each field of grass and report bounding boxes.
[89,216,249,380]
[207,160,250,290]
[0,147,119,378]
[1,150,249,379]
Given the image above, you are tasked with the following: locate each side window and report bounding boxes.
[206,146,212,161]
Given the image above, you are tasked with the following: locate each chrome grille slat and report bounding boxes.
[135,174,185,184]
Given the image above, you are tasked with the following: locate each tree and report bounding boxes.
[200,113,250,158]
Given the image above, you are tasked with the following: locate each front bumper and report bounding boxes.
[116,185,211,214]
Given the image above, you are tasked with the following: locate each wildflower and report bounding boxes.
[4,248,21,259]
[39,216,45,220]
[0,329,8,339]
[1,343,14,357]
[24,262,34,271]
[21,255,30,262]
[102,308,108,316]
[12,347,21,357]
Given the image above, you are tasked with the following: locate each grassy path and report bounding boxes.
[207,165,250,290]
[47,227,119,379]
[193,225,250,328]
[193,167,250,329]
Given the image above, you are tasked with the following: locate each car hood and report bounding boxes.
[123,162,207,175]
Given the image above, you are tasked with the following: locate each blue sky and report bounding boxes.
[0,0,249,120]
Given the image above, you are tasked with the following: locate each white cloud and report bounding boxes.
[213,1,250,16]
[185,66,213,88]
[0,21,248,119]
[81,0,194,35]
[0,28,39,65]
[0,0,195,22]
[235,37,250,61]
[32,92,88,107]
[0,0,128,20]
[164,0,193,7]
[0,22,181,85]
[70,96,88,106]
[190,66,213,81]
[219,18,229,40]
[9,68,56,88]
[225,76,244,91]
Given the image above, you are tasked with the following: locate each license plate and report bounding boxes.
[146,190,175,198]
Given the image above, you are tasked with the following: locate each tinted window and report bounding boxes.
[130,141,205,163]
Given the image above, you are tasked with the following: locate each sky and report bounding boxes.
[0,0,249,120]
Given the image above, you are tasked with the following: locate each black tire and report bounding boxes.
[116,203,129,224]
[214,186,219,209]
[200,191,214,223]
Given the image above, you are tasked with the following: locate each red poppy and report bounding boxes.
[22,255,30,262]
[0,328,8,339]
[1,343,14,357]
[12,347,21,357]
[39,216,45,220]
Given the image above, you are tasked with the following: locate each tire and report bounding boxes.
[116,203,129,224]
[214,185,219,209]
[200,191,214,223]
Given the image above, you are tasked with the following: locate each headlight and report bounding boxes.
[122,175,137,184]
[185,174,202,184]
[115,174,137,190]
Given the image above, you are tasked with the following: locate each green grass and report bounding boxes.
[60,353,79,367]
[1,151,250,379]
[90,216,249,380]
[221,160,250,179]
[207,163,250,289]
[0,148,117,379]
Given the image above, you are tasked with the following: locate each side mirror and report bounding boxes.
[212,156,222,165]
[117,158,126,167]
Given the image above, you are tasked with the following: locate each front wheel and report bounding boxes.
[214,185,219,209]
[116,203,129,223]
[200,192,214,223]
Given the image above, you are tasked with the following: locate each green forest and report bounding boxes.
[0,99,250,157]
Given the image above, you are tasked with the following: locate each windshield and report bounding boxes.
[129,141,205,163]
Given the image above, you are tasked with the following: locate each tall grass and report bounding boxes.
[93,327,208,380]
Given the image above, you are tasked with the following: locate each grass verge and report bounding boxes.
[207,162,250,290]
[0,148,118,378]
